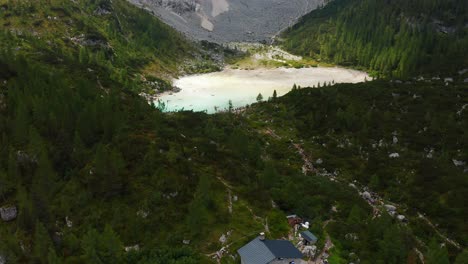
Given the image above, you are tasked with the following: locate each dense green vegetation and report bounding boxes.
[0,0,466,263]
[246,80,468,261]
[0,0,219,94]
[282,0,468,77]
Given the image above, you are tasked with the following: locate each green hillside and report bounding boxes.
[282,0,468,77]
[0,0,219,94]
[0,0,467,263]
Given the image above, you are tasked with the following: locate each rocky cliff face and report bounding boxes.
[128,0,325,43]
[153,0,197,14]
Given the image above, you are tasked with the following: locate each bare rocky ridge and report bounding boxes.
[128,0,325,43]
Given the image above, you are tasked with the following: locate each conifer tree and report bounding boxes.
[256,93,263,102]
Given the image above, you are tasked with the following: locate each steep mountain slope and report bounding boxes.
[128,0,325,42]
[0,0,467,263]
[282,0,468,77]
[0,0,226,263]
[0,0,219,94]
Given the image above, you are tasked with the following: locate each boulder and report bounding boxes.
[0,255,5,264]
[94,6,112,15]
[16,150,37,165]
[124,245,140,252]
[219,234,227,244]
[397,215,406,221]
[137,210,149,219]
[302,245,317,257]
[0,206,17,221]
[362,191,371,200]
[65,216,72,228]
[389,153,400,158]
[316,158,323,165]
[384,204,397,212]
[345,233,359,241]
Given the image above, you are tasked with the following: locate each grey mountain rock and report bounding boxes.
[0,206,17,222]
[128,0,325,43]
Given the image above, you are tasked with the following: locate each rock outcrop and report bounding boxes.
[0,206,17,222]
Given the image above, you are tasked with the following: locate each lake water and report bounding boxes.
[157,67,369,113]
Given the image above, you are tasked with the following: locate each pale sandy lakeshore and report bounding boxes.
[157,67,369,113]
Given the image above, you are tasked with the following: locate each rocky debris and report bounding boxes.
[94,6,112,15]
[452,159,466,167]
[384,204,397,212]
[361,191,371,200]
[129,0,324,43]
[124,245,140,252]
[397,215,406,222]
[331,206,338,213]
[16,150,38,165]
[70,34,108,48]
[19,241,28,253]
[302,245,317,257]
[271,200,277,208]
[65,216,73,228]
[215,247,228,259]
[0,206,17,221]
[219,234,227,244]
[345,233,359,241]
[426,148,434,158]
[137,210,149,219]
[154,0,197,14]
[378,139,386,147]
[384,204,397,216]
[389,153,400,158]
[457,104,468,116]
[94,5,112,16]
[163,191,178,199]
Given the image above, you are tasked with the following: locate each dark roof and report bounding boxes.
[263,240,303,258]
[237,237,303,264]
[300,230,318,243]
[237,237,275,264]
